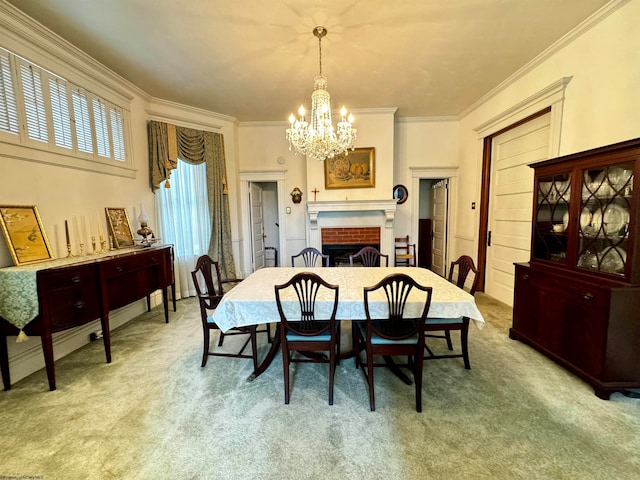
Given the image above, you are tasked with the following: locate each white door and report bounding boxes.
[431,179,448,277]
[486,113,551,305]
[249,182,265,270]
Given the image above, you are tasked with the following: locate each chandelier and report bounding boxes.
[286,26,357,162]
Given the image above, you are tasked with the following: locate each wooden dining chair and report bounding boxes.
[191,255,270,369]
[349,246,389,267]
[394,235,416,267]
[291,247,330,267]
[275,272,340,405]
[424,255,479,369]
[353,273,432,412]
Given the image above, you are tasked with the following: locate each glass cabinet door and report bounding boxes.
[533,172,571,264]
[577,162,633,276]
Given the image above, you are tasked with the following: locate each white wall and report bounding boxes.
[453,0,639,262]
[305,108,397,203]
[394,118,459,237]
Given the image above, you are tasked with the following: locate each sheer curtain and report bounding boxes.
[155,161,211,299]
[149,120,236,279]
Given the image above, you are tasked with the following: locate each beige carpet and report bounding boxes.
[0,293,638,480]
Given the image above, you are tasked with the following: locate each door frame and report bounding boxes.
[239,170,287,277]
[474,77,570,291]
[410,166,458,274]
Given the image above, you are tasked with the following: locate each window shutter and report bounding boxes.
[19,62,48,142]
[0,50,19,135]
[72,88,93,153]
[92,97,110,158]
[49,77,72,149]
[110,107,125,161]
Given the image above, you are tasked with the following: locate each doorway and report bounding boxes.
[481,111,552,305]
[239,171,287,277]
[411,167,458,278]
[418,178,448,274]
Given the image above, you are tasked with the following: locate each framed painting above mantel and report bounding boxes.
[324,147,375,189]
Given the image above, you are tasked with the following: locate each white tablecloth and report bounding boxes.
[213,267,485,332]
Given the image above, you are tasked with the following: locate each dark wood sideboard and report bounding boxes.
[0,245,174,391]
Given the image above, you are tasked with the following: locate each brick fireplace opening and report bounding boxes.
[321,227,380,266]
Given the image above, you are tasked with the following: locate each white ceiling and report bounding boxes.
[6,0,611,122]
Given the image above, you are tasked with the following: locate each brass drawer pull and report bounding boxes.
[71,275,81,283]
[74,300,85,309]
[522,274,529,280]
[115,266,123,272]
[583,293,595,300]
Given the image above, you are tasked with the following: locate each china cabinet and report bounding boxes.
[511,138,640,399]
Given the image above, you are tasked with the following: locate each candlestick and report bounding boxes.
[64,220,73,258]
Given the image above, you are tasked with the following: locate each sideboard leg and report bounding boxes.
[0,333,11,391]
[162,287,169,323]
[101,315,112,364]
[40,333,56,391]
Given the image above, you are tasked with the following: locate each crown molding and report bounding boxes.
[459,0,630,119]
[396,116,458,124]
[0,1,145,103]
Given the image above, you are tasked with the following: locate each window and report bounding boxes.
[0,49,18,134]
[49,77,72,149]
[72,88,93,154]
[92,97,110,158]
[156,161,211,298]
[18,61,47,143]
[0,46,129,166]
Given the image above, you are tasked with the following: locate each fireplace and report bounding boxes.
[322,243,381,266]
[321,226,381,266]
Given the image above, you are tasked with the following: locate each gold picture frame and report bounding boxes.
[105,207,135,248]
[324,147,375,189]
[0,205,54,265]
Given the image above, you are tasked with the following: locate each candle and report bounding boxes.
[98,213,105,238]
[64,220,70,245]
[72,216,80,246]
[80,216,87,244]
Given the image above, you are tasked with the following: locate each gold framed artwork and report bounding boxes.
[0,205,54,265]
[105,207,135,248]
[324,147,375,189]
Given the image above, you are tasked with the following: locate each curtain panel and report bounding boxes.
[148,120,236,280]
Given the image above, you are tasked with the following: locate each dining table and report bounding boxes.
[212,266,485,380]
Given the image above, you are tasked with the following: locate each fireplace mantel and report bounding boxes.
[307,200,397,230]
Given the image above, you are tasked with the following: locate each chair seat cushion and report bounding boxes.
[357,323,418,345]
[207,316,217,326]
[286,332,332,342]
[425,317,464,325]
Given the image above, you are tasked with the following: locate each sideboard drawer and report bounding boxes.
[100,250,163,278]
[37,264,101,331]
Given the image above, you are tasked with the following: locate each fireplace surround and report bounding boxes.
[306,200,397,261]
